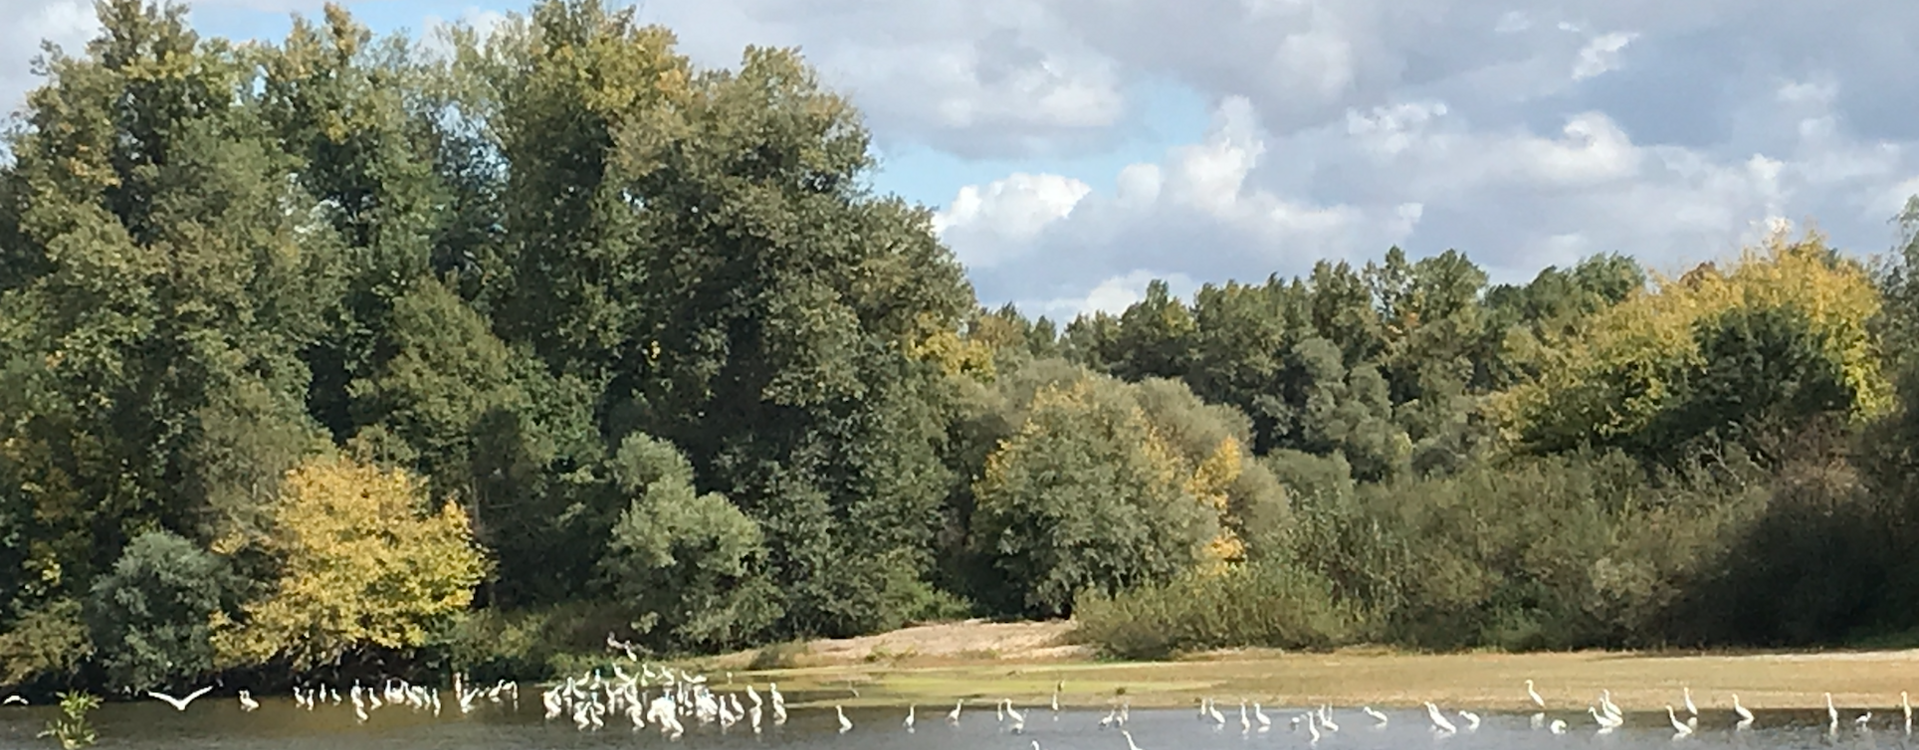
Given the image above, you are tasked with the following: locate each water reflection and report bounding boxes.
[1,701,1915,749]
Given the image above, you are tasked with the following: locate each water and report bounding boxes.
[1,699,1914,750]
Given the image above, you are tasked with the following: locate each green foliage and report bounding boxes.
[972,376,1217,617]
[37,691,99,749]
[84,531,233,691]
[600,434,781,652]
[1072,561,1356,659]
[11,0,1919,688]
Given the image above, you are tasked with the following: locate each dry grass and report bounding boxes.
[708,620,1919,713]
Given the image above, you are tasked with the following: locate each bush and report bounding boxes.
[85,531,234,691]
[1072,561,1357,660]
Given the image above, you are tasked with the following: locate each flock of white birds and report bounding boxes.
[4,662,1917,744]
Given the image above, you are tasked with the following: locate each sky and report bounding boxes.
[5,0,1919,320]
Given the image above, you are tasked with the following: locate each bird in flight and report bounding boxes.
[148,686,215,711]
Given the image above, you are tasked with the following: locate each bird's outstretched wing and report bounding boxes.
[1,695,26,705]
[148,691,186,709]
[184,685,214,705]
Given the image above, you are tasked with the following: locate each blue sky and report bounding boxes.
[6,0,1919,319]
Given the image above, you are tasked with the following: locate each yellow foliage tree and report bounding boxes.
[211,456,488,669]
[1496,229,1889,448]
[1187,437,1247,573]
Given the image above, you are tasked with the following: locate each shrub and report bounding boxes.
[1072,561,1357,660]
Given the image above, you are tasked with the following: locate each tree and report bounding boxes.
[972,376,1216,617]
[211,456,487,670]
[599,434,779,652]
[84,531,233,691]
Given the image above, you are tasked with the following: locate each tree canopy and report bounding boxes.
[6,0,1919,689]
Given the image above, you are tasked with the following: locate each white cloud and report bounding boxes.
[0,0,97,121]
[1571,31,1637,80]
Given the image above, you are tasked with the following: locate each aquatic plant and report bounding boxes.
[36,691,99,749]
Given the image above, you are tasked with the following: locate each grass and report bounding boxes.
[723,646,1919,714]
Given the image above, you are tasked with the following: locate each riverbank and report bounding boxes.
[693,620,1919,714]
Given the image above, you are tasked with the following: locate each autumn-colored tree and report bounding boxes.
[1498,230,1887,456]
[211,456,487,669]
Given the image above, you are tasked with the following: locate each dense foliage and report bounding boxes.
[7,0,1919,689]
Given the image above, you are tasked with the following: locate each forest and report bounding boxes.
[7,0,1919,695]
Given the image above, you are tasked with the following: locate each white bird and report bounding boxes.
[1425,702,1456,732]
[1006,700,1026,725]
[1855,711,1872,728]
[1304,714,1321,742]
[1903,691,1911,733]
[147,687,214,711]
[1362,706,1388,725]
[837,705,853,733]
[1666,705,1693,735]
[1121,729,1144,750]
[1827,693,1840,728]
[1525,679,1546,709]
[949,700,963,723]
[1683,686,1698,717]
[1238,701,1250,732]
[1208,699,1225,726]
[1316,704,1338,732]
[1458,709,1480,730]
[1732,694,1754,723]
[238,690,258,712]
[1589,706,1622,728]
[1549,719,1568,734]
[904,705,916,730]
[1,695,24,706]
[1253,702,1272,729]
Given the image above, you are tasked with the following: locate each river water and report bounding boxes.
[0,697,1913,749]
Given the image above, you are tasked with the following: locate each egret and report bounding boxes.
[1856,711,1872,729]
[1006,700,1025,724]
[1361,706,1388,725]
[948,700,963,724]
[1525,679,1546,709]
[1238,700,1250,732]
[1121,729,1145,750]
[1904,691,1912,734]
[1666,705,1693,736]
[238,690,259,712]
[1827,693,1840,728]
[837,705,853,733]
[1732,694,1754,724]
[1304,714,1321,742]
[904,705,915,730]
[1683,686,1698,717]
[1549,719,1568,734]
[1425,702,1456,732]
[1208,699,1225,726]
[1458,709,1480,730]
[1588,706,1622,729]
[1254,702,1272,729]
[147,686,214,711]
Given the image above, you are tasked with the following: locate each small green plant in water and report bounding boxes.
[36,692,99,749]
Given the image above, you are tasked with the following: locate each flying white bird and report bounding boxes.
[147,687,215,711]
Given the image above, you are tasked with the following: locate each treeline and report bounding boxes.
[5,0,1919,694]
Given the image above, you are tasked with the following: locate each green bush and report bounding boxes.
[1072,561,1357,660]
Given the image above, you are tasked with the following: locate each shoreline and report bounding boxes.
[700,620,1919,713]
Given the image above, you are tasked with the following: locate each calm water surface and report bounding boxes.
[1,698,1915,750]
